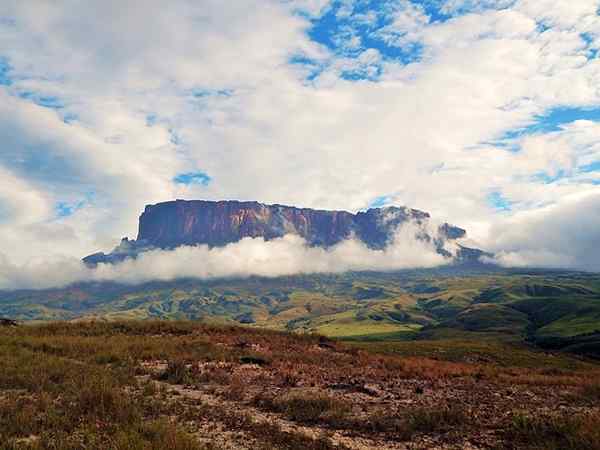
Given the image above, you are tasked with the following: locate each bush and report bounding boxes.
[239,355,269,366]
[407,405,469,433]
[360,405,468,439]
[582,383,600,402]
[113,419,205,450]
[159,361,193,385]
[256,391,350,424]
[506,413,600,450]
[73,375,141,424]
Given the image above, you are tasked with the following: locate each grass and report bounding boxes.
[538,313,600,337]
[4,272,600,362]
[316,321,417,338]
[0,338,205,449]
[337,330,418,341]
[159,360,195,385]
[0,321,353,449]
[347,338,598,370]
[581,382,600,401]
[253,391,351,424]
[2,320,600,449]
[252,391,469,440]
[506,412,600,450]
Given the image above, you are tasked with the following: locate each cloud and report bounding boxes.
[0,221,450,290]
[440,0,516,16]
[484,189,600,271]
[0,0,599,276]
[371,0,429,48]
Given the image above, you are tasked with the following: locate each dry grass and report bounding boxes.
[2,320,600,449]
[505,412,600,450]
[253,390,352,424]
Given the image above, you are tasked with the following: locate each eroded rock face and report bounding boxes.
[136,200,358,249]
[83,199,488,266]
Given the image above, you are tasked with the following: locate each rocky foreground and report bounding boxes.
[1,321,599,449]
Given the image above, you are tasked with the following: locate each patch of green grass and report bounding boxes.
[337,330,418,342]
[406,405,470,434]
[443,304,531,334]
[349,338,598,370]
[538,313,600,338]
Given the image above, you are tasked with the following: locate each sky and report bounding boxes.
[1,0,600,287]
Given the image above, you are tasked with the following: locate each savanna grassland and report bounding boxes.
[3,269,600,357]
[2,320,600,450]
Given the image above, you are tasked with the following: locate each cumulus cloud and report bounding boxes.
[0,0,599,277]
[0,222,450,290]
[484,189,600,271]
[372,0,429,48]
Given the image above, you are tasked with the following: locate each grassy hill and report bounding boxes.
[2,269,600,357]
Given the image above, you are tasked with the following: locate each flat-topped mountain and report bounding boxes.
[83,199,487,265]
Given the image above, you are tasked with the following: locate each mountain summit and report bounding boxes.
[83,199,488,266]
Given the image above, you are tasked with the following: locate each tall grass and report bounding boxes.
[506,412,600,450]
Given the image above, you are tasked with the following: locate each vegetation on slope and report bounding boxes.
[2,270,600,357]
[2,321,600,449]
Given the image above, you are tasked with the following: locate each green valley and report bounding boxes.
[3,268,600,358]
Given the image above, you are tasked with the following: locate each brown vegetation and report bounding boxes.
[1,320,600,449]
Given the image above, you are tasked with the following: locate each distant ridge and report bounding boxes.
[83,199,490,266]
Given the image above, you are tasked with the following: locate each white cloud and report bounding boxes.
[372,0,429,48]
[486,189,600,271]
[515,0,600,31]
[0,0,599,280]
[0,166,50,225]
[0,221,449,290]
[514,120,600,177]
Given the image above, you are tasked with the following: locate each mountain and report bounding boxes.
[83,199,489,266]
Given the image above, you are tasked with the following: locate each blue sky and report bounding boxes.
[173,171,212,187]
[0,57,11,85]
[0,0,600,284]
[501,107,600,139]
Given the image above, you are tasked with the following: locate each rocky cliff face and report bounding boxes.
[137,200,358,248]
[83,199,487,266]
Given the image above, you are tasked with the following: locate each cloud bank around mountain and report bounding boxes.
[0,222,450,290]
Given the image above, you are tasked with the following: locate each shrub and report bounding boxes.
[239,355,269,366]
[255,391,351,424]
[582,383,600,402]
[407,405,469,433]
[73,375,140,424]
[114,419,205,450]
[363,409,407,434]
[159,361,193,385]
[506,412,600,450]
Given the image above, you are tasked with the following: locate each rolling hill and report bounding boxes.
[2,269,600,358]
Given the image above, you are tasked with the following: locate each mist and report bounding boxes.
[0,221,452,290]
[483,190,600,272]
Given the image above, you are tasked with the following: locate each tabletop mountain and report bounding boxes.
[83,199,488,266]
